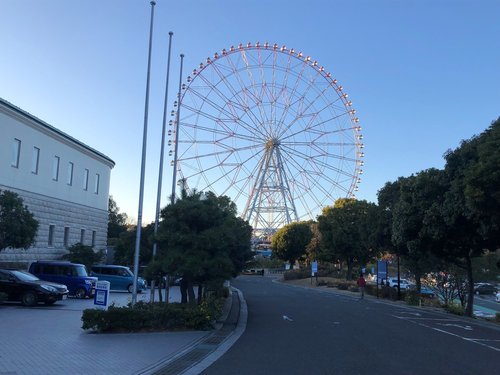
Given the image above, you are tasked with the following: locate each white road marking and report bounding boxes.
[436,323,473,331]
[282,315,293,322]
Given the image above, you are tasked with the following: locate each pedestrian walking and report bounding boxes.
[357,274,366,299]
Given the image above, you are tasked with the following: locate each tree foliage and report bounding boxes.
[423,118,500,316]
[108,196,128,241]
[155,191,253,304]
[62,243,104,270]
[112,223,154,267]
[271,221,313,266]
[317,198,379,280]
[0,190,39,251]
[391,169,447,290]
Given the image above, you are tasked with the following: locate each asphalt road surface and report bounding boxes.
[202,276,499,375]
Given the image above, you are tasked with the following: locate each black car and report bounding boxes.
[0,269,69,306]
[474,283,498,295]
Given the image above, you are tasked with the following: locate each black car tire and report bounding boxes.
[21,291,37,306]
[128,284,133,293]
[75,288,87,299]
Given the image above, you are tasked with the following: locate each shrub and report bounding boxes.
[405,290,421,306]
[81,298,224,333]
[444,302,465,316]
[283,269,311,280]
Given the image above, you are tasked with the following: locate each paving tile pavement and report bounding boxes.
[0,288,219,375]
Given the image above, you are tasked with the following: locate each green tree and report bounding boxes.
[107,196,128,242]
[62,243,103,270]
[391,169,447,291]
[424,118,500,316]
[113,223,154,267]
[317,198,379,280]
[156,191,252,304]
[271,221,313,266]
[0,190,39,251]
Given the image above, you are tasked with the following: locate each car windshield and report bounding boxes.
[11,270,40,282]
[75,265,89,277]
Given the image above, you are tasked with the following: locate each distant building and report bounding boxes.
[0,98,115,267]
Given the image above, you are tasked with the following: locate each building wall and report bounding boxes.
[0,98,115,267]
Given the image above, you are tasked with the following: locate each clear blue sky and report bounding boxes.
[1,0,499,224]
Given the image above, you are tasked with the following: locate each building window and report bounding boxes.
[80,229,85,244]
[48,225,55,247]
[64,227,70,248]
[83,169,89,191]
[92,231,96,247]
[94,173,100,194]
[67,162,74,185]
[32,147,40,174]
[52,156,60,181]
[11,138,21,168]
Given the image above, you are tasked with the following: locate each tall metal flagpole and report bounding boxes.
[170,54,184,204]
[150,31,174,302]
[132,0,156,305]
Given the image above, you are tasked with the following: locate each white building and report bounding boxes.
[0,98,115,267]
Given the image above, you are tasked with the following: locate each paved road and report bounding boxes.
[202,276,500,375]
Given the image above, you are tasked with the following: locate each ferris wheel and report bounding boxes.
[170,42,364,236]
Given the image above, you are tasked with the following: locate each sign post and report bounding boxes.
[93,280,110,310]
[311,261,318,285]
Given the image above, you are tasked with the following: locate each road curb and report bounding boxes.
[138,286,247,375]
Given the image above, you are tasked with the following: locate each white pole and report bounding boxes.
[150,31,174,303]
[132,0,156,305]
[170,54,184,204]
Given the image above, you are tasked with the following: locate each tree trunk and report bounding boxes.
[187,281,196,304]
[465,254,474,317]
[197,283,203,304]
[157,278,163,302]
[180,278,188,304]
[346,258,353,280]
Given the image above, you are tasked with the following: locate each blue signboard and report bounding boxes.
[377,260,388,282]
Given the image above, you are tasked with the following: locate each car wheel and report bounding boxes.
[21,292,37,306]
[75,288,87,299]
[128,284,133,293]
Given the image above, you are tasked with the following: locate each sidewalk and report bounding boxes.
[0,286,245,375]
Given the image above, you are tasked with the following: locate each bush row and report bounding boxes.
[81,297,224,333]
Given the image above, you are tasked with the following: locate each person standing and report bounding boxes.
[357,274,366,299]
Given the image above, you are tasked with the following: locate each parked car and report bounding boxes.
[29,261,97,299]
[0,269,69,306]
[90,265,147,293]
[473,283,498,295]
[387,278,413,290]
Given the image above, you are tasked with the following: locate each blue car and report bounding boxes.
[90,265,147,293]
[29,261,96,299]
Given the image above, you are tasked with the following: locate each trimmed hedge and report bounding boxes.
[81,298,224,333]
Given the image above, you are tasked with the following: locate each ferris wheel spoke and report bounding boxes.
[182,88,258,136]
[274,59,309,133]
[277,85,339,141]
[179,118,266,145]
[239,50,272,131]
[280,143,358,178]
[196,63,265,134]
[284,154,350,201]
